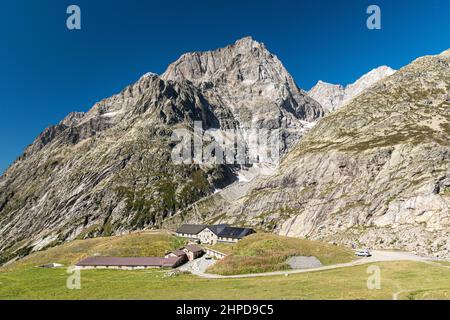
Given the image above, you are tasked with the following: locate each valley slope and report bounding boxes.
[0,37,323,263]
[172,49,450,259]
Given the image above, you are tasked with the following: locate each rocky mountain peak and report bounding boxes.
[233,36,266,51]
[162,36,323,135]
[162,36,284,85]
[308,66,396,113]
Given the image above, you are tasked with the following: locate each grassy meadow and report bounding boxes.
[0,231,449,300]
[2,231,185,271]
[0,261,449,300]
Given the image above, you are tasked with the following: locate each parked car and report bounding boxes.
[355,249,372,257]
[204,255,212,260]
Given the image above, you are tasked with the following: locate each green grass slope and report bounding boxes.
[207,233,356,275]
[0,261,449,300]
[3,231,184,271]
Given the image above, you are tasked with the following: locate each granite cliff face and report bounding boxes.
[309,66,396,113]
[171,50,450,258]
[163,37,323,149]
[0,37,322,263]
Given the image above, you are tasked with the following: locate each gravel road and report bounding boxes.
[188,250,441,279]
[177,256,217,275]
[286,256,323,269]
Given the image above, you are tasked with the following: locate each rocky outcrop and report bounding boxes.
[309,66,396,113]
[163,36,324,149]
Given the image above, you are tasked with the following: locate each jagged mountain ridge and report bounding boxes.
[168,49,450,258]
[163,37,322,122]
[0,37,323,263]
[309,66,396,113]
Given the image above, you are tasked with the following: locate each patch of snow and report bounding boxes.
[101,111,122,118]
[238,172,251,182]
[300,120,317,129]
[141,72,158,78]
[242,79,256,86]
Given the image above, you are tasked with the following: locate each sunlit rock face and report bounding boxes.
[309,66,396,113]
[163,36,324,149]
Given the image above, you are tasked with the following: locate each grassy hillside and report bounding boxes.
[0,232,449,300]
[3,231,184,270]
[0,261,449,300]
[207,233,356,275]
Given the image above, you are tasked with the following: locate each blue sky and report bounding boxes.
[0,0,449,173]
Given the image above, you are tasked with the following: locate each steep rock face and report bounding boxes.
[0,38,322,263]
[309,66,396,113]
[174,50,450,258]
[163,37,324,149]
[307,81,345,113]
